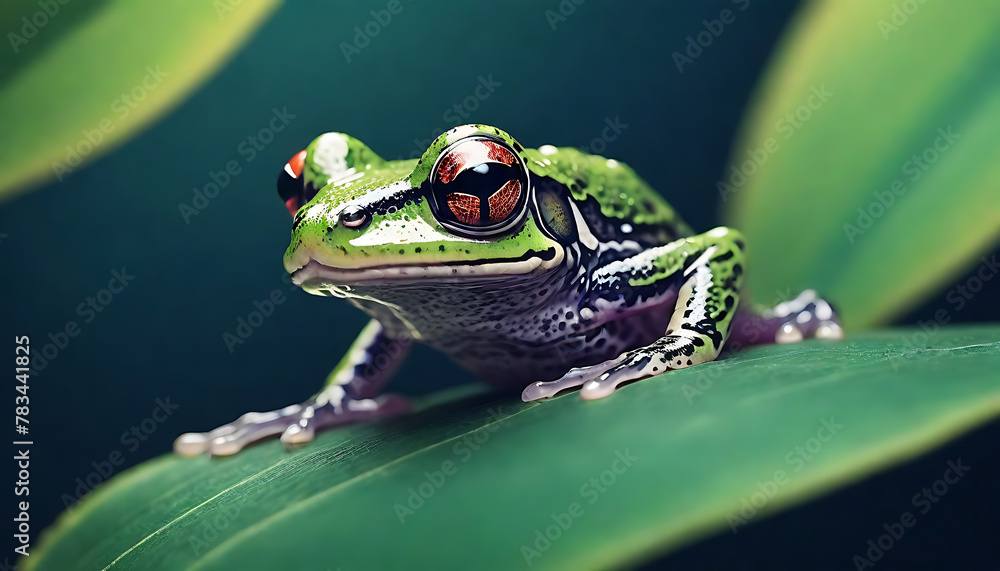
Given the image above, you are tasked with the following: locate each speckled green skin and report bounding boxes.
[174,124,840,456]
[284,125,692,274]
[284,124,747,391]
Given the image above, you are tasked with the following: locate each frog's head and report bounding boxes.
[279,125,576,295]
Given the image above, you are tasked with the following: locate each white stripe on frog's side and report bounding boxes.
[567,199,599,250]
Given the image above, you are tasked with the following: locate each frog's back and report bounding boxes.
[523,146,693,246]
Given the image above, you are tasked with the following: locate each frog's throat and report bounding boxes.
[289,247,564,288]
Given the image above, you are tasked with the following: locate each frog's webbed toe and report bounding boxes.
[769,290,843,344]
[521,357,624,402]
[174,390,410,457]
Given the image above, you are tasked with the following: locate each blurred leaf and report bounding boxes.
[25,326,1000,570]
[724,0,1000,329]
[0,0,280,201]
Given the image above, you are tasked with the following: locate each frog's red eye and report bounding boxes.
[429,136,529,236]
[277,149,307,217]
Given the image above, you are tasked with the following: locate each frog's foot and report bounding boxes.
[579,334,713,400]
[173,389,410,457]
[522,334,713,402]
[768,289,843,344]
[521,357,625,401]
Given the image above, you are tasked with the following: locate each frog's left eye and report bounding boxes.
[428,136,530,237]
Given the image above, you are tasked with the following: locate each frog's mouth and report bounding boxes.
[289,247,563,288]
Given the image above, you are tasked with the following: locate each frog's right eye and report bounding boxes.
[277,149,308,217]
[428,136,530,237]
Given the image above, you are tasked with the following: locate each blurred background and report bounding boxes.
[1,0,997,568]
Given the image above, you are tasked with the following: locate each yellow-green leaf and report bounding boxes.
[724,0,1000,329]
[0,0,279,201]
[24,326,1000,570]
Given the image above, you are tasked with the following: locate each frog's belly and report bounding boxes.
[441,290,679,388]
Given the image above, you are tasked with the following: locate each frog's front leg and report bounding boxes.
[174,319,410,456]
[523,227,747,402]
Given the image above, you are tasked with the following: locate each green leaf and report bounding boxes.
[0,0,280,201]
[723,0,1000,329]
[25,326,1000,569]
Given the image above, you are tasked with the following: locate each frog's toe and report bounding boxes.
[815,320,844,340]
[174,405,304,457]
[578,351,661,400]
[769,290,843,342]
[278,394,411,448]
[174,394,411,456]
[580,368,645,400]
[522,358,624,402]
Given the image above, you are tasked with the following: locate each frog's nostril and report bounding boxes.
[341,205,371,230]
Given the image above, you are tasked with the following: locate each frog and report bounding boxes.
[174,124,842,456]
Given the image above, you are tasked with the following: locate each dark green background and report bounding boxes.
[1,1,997,567]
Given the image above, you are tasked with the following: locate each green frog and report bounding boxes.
[175,124,841,456]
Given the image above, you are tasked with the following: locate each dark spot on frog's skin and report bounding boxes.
[735,239,746,251]
[687,360,693,365]
[538,289,548,296]
[653,367,659,372]
[465,250,470,254]
[327,226,333,233]
[644,199,656,212]
[399,249,405,254]
[512,142,524,152]
[558,322,566,331]
[439,245,445,252]
[495,323,503,330]
[565,311,573,319]
[415,247,421,253]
